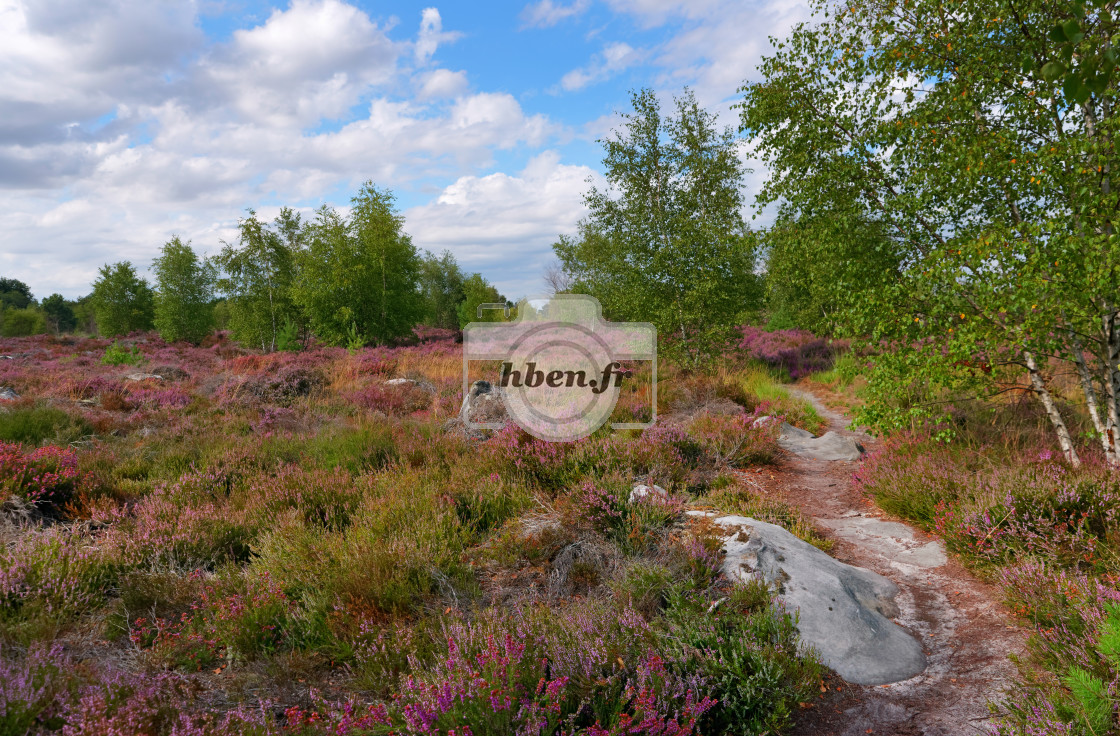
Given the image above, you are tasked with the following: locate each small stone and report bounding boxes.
[385,378,416,386]
[629,484,667,503]
[0,387,18,400]
[124,373,162,382]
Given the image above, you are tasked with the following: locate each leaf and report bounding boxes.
[1063,667,1113,734]
[1062,20,1084,43]
[1041,61,1067,82]
[1051,24,1070,43]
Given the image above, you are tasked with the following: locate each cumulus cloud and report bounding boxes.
[560,42,643,92]
[519,0,590,29]
[0,0,559,298]
[416,69,469,99]
[404,151,600,298]
[415,7,461,65]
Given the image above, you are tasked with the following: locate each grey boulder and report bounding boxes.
[693,512,927,685]
[779,424,864,461]
[0,387,18,401]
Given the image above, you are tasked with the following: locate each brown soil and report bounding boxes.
[754,385,1029,736]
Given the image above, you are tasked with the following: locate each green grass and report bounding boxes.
[0,405,91,445]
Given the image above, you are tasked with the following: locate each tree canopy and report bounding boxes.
[554,88,761,365]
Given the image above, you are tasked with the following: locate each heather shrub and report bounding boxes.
[0,528,118,637]
[0,405,90,445]
[0,442,85,515]
[348,381,433,416]
[0,643,71,734]
[666,580,825,736]
[686,410,780,468]
[249,491,474,616]
[571,476,686,555]
[854,433,975,527]
[737,326,844,379]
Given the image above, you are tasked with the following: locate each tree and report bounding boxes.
[152,237,215,344]
[214,209,300,352]
[0,278,33,310]
[763,209,901,334]
[740,0,1120,466]
[41,293,76,334]
[457,273,508,328]
[419,250,466,330]
[553,88,761,366]
[293,183,424,346]
[90,262,154,337]
[0,307,46,337]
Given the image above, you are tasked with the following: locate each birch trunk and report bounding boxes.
[1024,350,1081,467]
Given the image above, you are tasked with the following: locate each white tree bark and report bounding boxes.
[1024,350,1081,467]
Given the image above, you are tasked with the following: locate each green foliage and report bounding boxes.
[275,316,300,351]
[1035,0,1120,105]
[151,236,215,344]
[214,209,301,352]
[0,406,91,444]
[554,87,762,367]
[419,249,466,330]
[763,212,900,334]
[293,183,425,346]
[40,294,76,334]
[100,340,143,366]
[741,0,1120,465]
[1,306,47,337]
[90,261,154,336]
[457,272,508,328]
[666,581,825,735]
[0,277,33,310]
[1061,605,1120,733]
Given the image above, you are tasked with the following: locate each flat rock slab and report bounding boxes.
[692,512,927,685]
[818,515,947,570]
[779,425,864,461]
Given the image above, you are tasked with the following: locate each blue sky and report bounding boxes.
[0,0,810,300]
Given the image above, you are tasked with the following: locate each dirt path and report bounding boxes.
[763,386,1028,736]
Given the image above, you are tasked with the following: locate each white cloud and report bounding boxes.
[404,151,600,298]
[560,41,642,92]
[519,0,590,29]
[417,69,469,99]
[415,7,461,65]
[0,0,560,299]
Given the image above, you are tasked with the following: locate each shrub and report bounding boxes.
[0,406,91,445]
[737,326,844,379]
[100,341,143,366]
[0,442,85,514]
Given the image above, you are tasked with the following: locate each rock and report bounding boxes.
[817,515,947,570]
[124,373,162,382]
[780,421,814,439]
[385,378,415,386]
[468,380,492,399]
[779,425,864,461]
[150,365,189,381]
[691,512,927,685]
[629,484,667,503]
[752,415,779,428]
[0,387,18,401]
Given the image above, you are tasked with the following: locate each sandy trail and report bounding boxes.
[761,386,1028,736]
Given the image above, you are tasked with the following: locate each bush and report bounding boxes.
[100,341,143,366]
[0,406,91,445]
[0,442,85,514]
[737,326,844,379]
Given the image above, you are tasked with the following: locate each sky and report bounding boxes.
[0,0,811,301]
